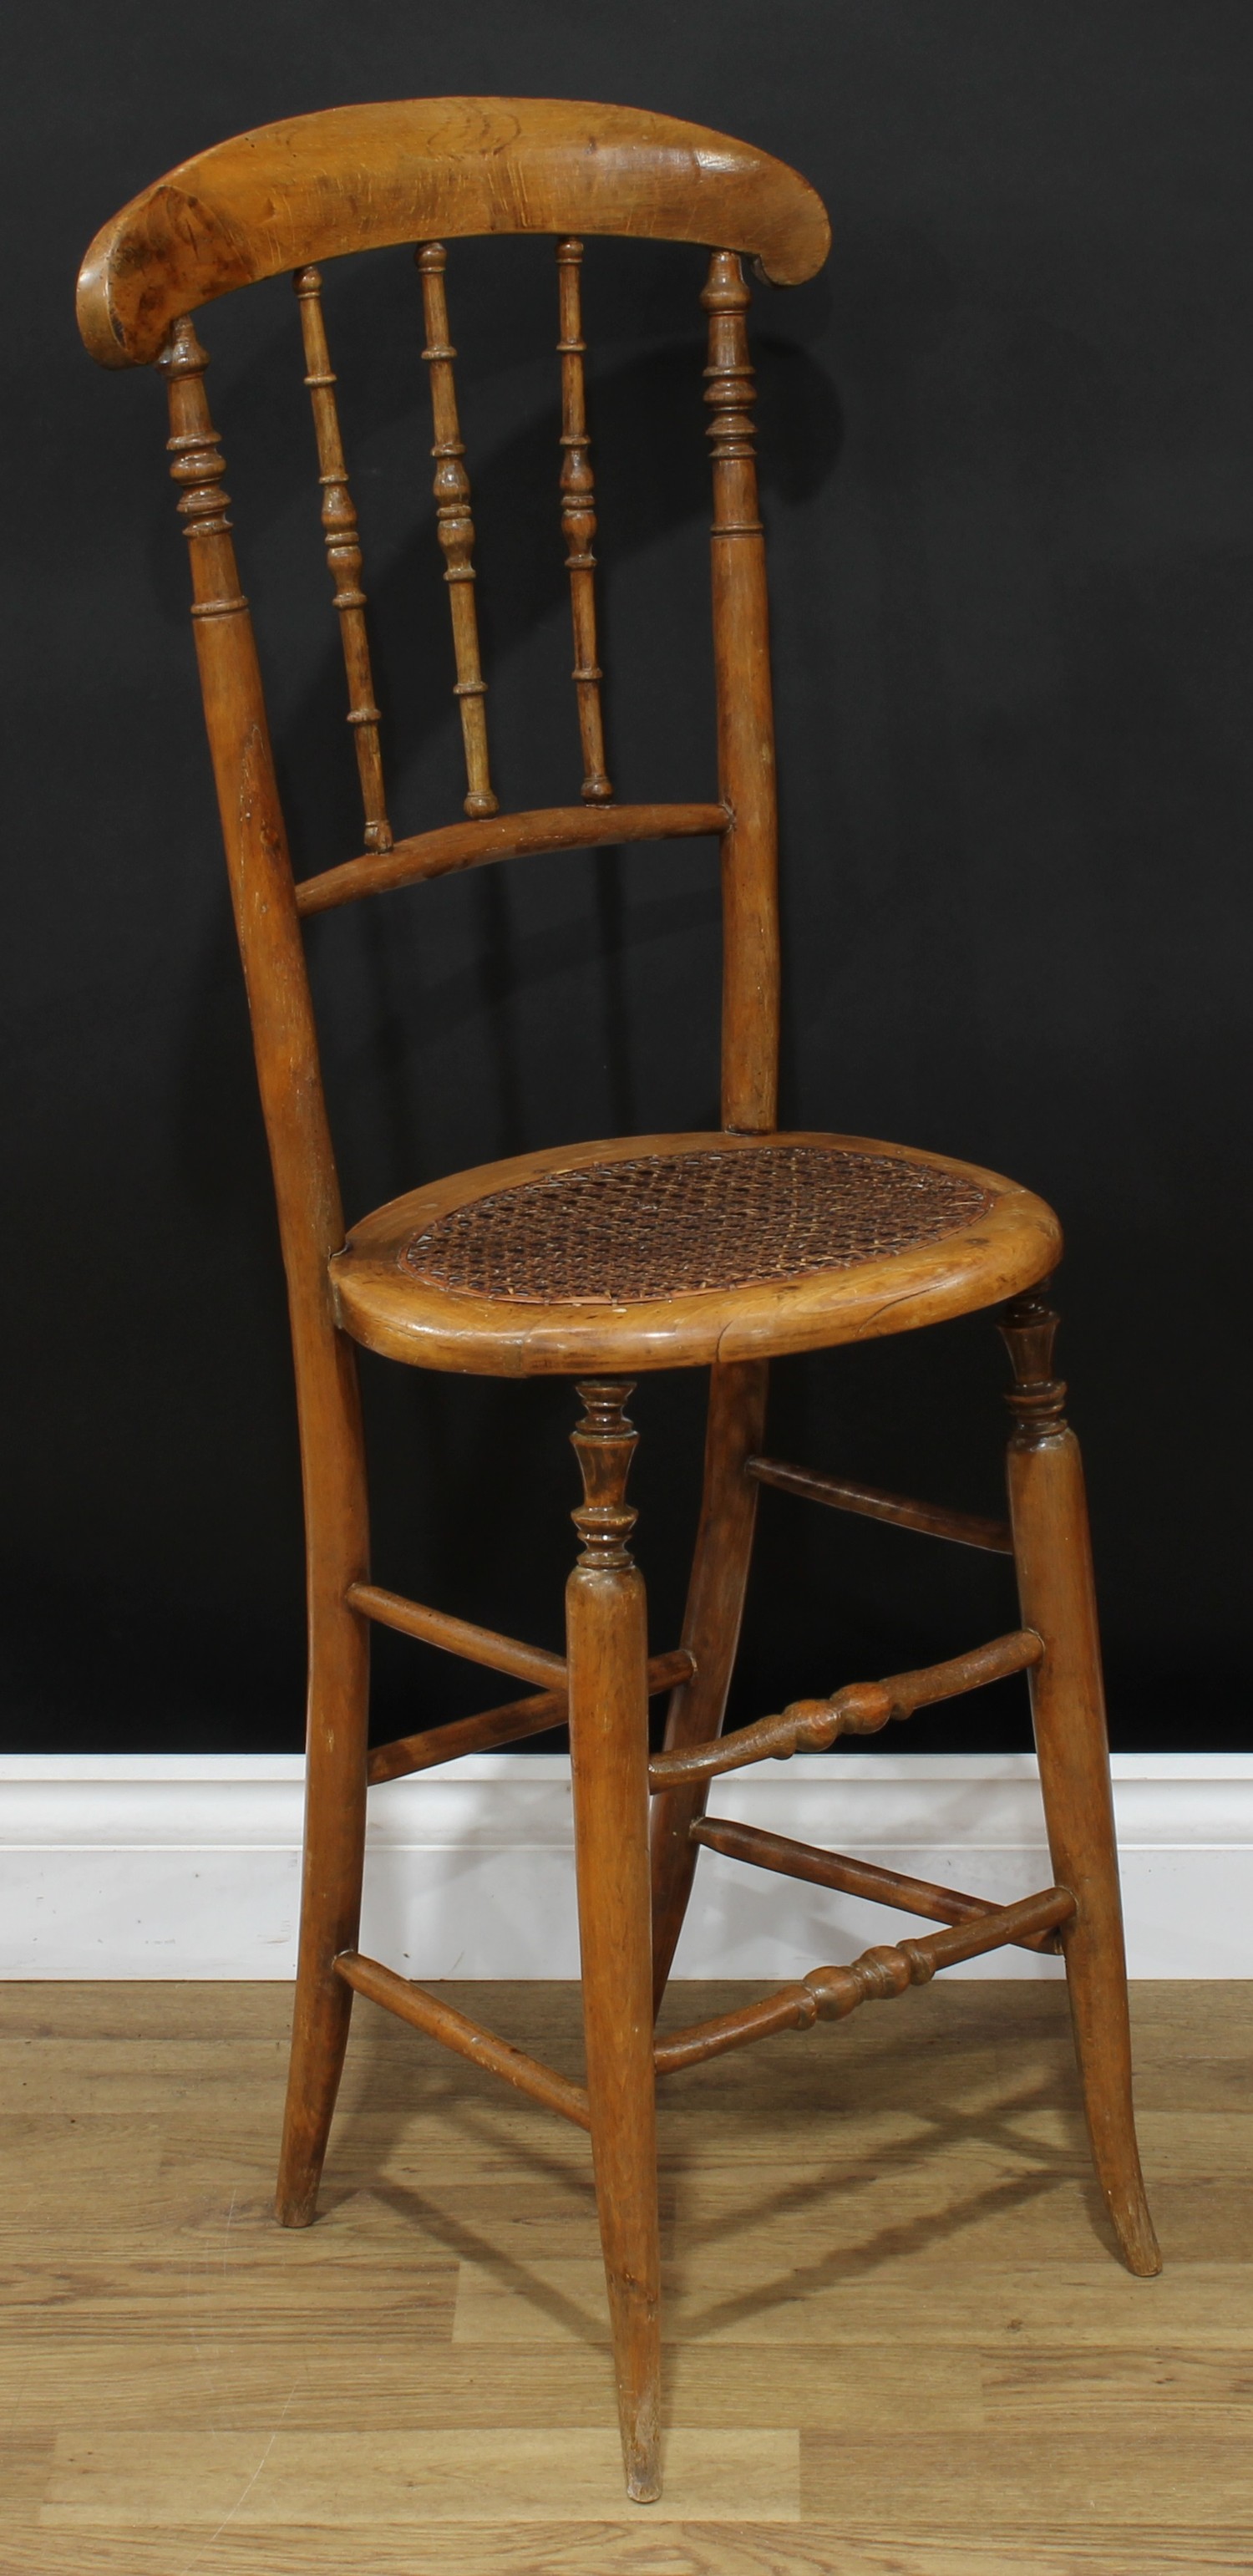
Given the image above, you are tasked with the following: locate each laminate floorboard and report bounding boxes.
[1,1980,1250,2573]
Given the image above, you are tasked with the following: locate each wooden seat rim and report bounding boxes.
[330,1128,1063,1375]
[76,95,833,369]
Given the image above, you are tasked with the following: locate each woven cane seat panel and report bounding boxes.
[400,1145,995,1307]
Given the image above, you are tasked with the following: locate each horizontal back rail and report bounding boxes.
[77,99,831,368]
[294,800,728,916]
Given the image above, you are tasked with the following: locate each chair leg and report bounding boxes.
[566,1379,662,2504]
[276,1341,372,2228]
[649,1359,769,2008]
[999,1288,1161,2279]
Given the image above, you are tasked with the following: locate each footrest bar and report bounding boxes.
[690,1817,1063,1954]
[347,1582,568,1692]
[368,1647,695,1786]
[647,1629,1042,1790]
[653,1885,1076,2076]
[335,1952,591,2130]
[747,1456,1013,1555]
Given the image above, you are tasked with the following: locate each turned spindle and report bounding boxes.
[416,243,497,819]
[293,268,392,853]
[555,241,611,802]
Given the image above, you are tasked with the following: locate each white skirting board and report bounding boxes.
[2,1751,1250,1980]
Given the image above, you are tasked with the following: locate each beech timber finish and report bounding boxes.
[76,98,832,365]
[79,97,1159,2508]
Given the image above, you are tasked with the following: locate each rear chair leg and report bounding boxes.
[1000,1287,1160,2278]
[276,1345,372,2228]
[650,1359,769,2009]
[567,1380,662,2504]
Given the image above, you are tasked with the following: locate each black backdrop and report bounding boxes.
[4,2,1250,1755]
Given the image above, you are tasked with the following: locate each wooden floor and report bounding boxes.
[2,1979,1250,2573]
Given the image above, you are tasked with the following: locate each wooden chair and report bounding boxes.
[78,99,1159,2504]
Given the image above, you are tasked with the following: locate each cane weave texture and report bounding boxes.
[400,1145,995,1306]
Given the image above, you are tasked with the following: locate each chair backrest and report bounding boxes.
[78,99,830,1350]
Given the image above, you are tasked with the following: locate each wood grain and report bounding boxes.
[38,2427,799,2526]
[77,99,831,367]
[2,1980,1243,2573]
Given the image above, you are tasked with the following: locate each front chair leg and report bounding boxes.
[999,1287,1160,2278]
[566,1379,662,2504]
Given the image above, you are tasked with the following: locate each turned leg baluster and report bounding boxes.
[566,1379,662,2503]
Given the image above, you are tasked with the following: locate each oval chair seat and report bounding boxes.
[332,1129,1062,1375]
